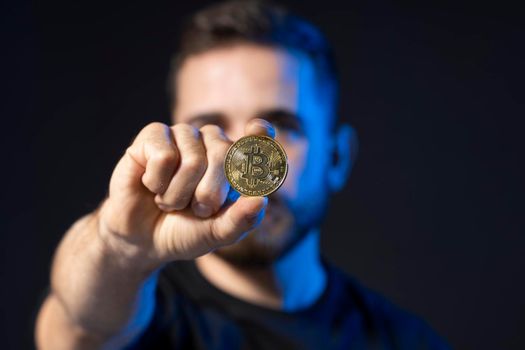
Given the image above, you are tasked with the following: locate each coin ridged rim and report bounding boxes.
[224,135,288,197]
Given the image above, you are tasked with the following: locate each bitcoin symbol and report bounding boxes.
[242,144,270,186]
[225,135,288,196]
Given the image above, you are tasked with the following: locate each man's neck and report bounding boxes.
[195,229,327,312]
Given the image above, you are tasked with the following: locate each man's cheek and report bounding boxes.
[279,139,309,198]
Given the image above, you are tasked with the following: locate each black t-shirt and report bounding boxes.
[126,257,450,350]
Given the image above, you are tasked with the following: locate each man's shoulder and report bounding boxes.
[325,259,452,349]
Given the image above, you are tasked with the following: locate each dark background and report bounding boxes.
[2,0,524,349]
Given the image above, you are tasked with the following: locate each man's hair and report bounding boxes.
[168,0,339,124]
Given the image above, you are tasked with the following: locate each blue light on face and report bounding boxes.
[268,49,347,312]
[292,50,335,218]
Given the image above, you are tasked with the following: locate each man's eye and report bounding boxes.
[273,120,302,133]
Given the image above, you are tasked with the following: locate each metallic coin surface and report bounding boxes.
[224,135,288,197]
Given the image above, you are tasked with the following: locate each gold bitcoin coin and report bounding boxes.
[224,135,288,197]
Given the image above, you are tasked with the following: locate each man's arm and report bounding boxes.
[35,210,159,349]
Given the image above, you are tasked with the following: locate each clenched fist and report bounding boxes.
[96,118,275,269]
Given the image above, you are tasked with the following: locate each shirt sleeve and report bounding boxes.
[124,269,187,349]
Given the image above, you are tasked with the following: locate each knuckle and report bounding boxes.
[125,145,135,156]
[199,124,222,135]
[142,173,156,187]
[201,125,230,147]
[182,154,207,173]
[155,192,189,211]
[154,196,176,211]
[144,121,168,132]
[174,123,198,136]
[203,224,222,249]
[151,149,177,165]
[209,221,233,246]
[194,187,222,207]
[206,142,230,163]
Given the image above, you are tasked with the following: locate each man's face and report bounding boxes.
[173,44,335,266]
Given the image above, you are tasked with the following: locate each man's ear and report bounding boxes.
[327,123,358,192]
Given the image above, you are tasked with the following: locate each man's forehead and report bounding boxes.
[173,44,311,123]
[176,44,299,84]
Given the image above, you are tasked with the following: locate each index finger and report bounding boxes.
[244,118,276,139]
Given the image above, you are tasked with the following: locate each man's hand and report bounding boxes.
[35,119,275,349]
[97,118,274,269]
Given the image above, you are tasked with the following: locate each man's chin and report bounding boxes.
[212,191,326,268]
[213,228,280,268]
[213,198,300,268]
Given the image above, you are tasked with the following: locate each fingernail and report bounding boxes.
[193,202,212,218]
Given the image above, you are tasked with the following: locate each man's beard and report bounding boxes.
[213,194,326,268]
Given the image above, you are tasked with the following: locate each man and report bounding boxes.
[35,1,450,349]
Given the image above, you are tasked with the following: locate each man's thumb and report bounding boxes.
[209,196,267,246]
